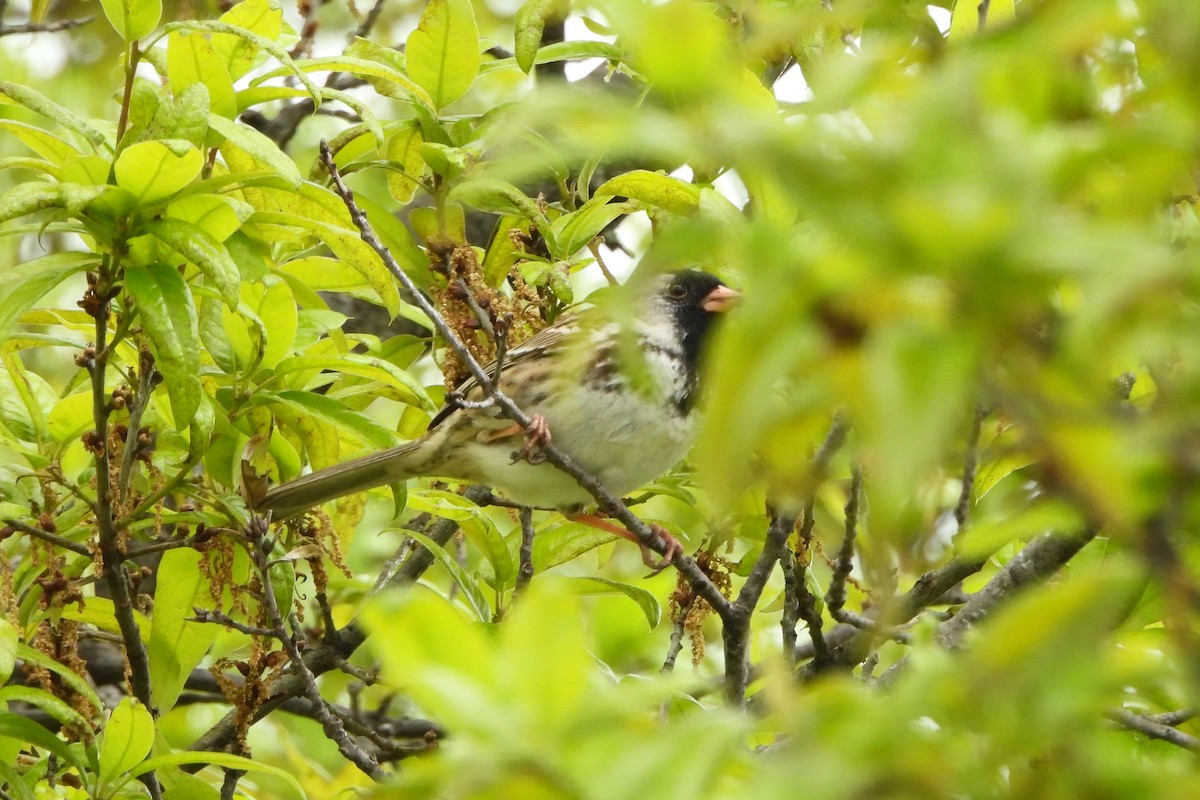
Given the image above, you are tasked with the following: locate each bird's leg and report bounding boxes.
[489,414,553,464]
[570,513,682,575]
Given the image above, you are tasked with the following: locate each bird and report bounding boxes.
[259,269,740,568]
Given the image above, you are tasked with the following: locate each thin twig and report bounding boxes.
[515,507,535,597]
[3,518,90,556]
[319,143,734,622]
[247,515,384,780]
[0,15,94,36]
[937,528,1098,648]
[661,596,695,673]
[954,405,986,532]
[826,465,862,624]
[1107,709,1200,752]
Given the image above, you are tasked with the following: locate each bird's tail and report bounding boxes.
[260,440,430,520]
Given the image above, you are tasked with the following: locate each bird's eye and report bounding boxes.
[667,283,687,299]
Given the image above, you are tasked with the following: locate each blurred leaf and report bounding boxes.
[0,619,16,683]
[0,712,85,771]
[514,0,568,74]
[568,576,662,629]
[405,530,493,621]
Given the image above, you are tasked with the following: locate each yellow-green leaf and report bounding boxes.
[99,697,155,782]
[98,0,161,41]
[405,0,480,109]
[113,140,204,205]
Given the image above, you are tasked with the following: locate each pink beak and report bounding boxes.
[701,284,741,313]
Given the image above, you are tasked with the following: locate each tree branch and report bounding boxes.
[937,528,1097,648]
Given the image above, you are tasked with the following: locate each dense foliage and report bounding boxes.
[1,0,1199,796]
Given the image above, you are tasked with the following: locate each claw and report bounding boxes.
[521,414,551,461]
[571,513,682,577]
[641,524,682,577]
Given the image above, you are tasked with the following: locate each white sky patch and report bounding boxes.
[3,33,68,80]
[774,64,813,104]
[928,4,952,34]
[563,13,615,82]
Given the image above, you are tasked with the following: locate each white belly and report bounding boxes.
[461,383,696,508]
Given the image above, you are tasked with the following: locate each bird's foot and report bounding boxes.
[520,414,551,463]
[570,513,682,576]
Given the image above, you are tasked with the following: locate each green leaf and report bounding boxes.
[98,0,162,40]
[145,217,241,307]
[384,123,425,204]
[264,390,399,450]
[113,140,204,205]
[405,0,480,109]
[0,251,98,343]
[168,31,238,119]
[208,113,301,187]
[406,489,514,584]
[405,531,492,622]
[449,178,558,252]
[0,81,108,148]
[167,193,249,242]
[594,170,702,215]
[46,390,93,442]
[0,181,61,223]
[479,40,622,75]
[16,644,104,712]
[124,263,203,426]
[274,354,433,411]
[568,576,662,629]
[0,686,92,732]
[253,56,433,110]
[211,0,283,81]
[0,619,15,683]
[132,751,306,799]
[99,698,155,781]
[514,0,567,74]
[252,278,298,369]
[531,520,619,572]
[251,211,400,315]
[0,712,86,770]
[148,548,219,711]
[552,198,638,255]
[162,19,321,106]
[0,120,81,163]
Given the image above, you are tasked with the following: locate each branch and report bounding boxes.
[185,501,472,759]
[937,528,1097,648]
[722,512,796,703]
[3,518,90,556]
[514,507,535,598]
[246,515,384,780]
[319,143,733,621]
[1107,709,1200,752]
[825,464,862,624]
[0,15,93,36]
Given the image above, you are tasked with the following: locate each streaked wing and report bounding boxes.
[427,317,579,429]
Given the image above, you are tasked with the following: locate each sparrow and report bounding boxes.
[259,269,739,567]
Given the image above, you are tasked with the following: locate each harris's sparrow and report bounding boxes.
[260,269,739,566]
